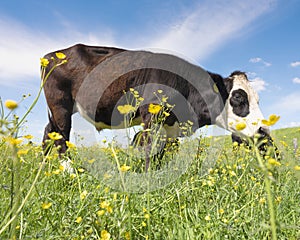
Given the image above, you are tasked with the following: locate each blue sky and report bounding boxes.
[1,0,300,143]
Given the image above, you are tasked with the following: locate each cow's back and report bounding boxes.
[43,44,127,101]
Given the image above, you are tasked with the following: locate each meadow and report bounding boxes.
[0,54,299,239]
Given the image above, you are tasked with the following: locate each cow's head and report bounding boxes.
[216,71,270,142]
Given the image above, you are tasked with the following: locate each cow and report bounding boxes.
[42,44,271,170]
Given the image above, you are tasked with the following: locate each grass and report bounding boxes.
[0,124,300,239]
[0,54,299,239]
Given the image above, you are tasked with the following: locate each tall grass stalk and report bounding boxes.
[255,146,277,240]
[111,142,127,192]
[8,144,21,238]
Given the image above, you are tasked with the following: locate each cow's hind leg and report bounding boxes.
[42,97,73,156]
[42,103,74,173]
[131,129,169,171]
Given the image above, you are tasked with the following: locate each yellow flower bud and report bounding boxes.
[5,99,18,110]
[55,52,66,59]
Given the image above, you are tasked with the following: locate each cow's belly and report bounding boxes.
[75,102,142,131]
[93,117,142,131]
[75,102,181,137]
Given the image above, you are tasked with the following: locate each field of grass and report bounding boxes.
[1,119,300,239]
[1,56,299,239]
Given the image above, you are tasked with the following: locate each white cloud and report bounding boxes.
[293,77,300,84]
[282,122,300,128]
[246,72,258,78]
[148,0,275,61]
[0,17,115,86]
[273,92,300,112]
[250,77,268,92]
[290,61,300,67]
[268,92,300,129]
[249,57,272,67]
[249,57,262,63]
[0,0,275,86]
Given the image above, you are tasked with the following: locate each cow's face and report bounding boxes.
[216,72,269,139]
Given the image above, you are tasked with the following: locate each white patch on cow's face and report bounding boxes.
[216,73,269,137]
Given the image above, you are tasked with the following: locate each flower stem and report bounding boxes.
[255,147,277,240]
[111,142,127,192]
[9,145,21,238]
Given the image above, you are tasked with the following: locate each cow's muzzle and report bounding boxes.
[232,126,280,159]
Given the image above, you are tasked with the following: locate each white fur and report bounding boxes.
[75,102,142,131]
[216,74,269,137]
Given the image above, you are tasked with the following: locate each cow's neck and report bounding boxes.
[196,72,234,127]
[208,72,233,105]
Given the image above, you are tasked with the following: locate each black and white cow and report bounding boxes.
[42,44,270,168]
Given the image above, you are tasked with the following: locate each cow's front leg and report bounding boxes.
[138,106,169,171]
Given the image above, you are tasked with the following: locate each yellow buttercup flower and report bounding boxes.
[148,103,162,114]
[55,52,66,59]
[75,216,82,224]
[40,58,49,67]
[23,134,33,139]
[5,99,18,110]
[42,202,52,210]
[52,169,61,175]
[219,208,225,214]
[100,201,110,209]
[267,158,281,166]
[97,210,105,216]
[124,232,130,240]
[100,230,111,240]
[235,122,246,131]
[262,114,280,126]
[6,137,23,145]
[120,165,131,172]
[48,132,63,140]
[117,104,135,114]
[66,141,76,149]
